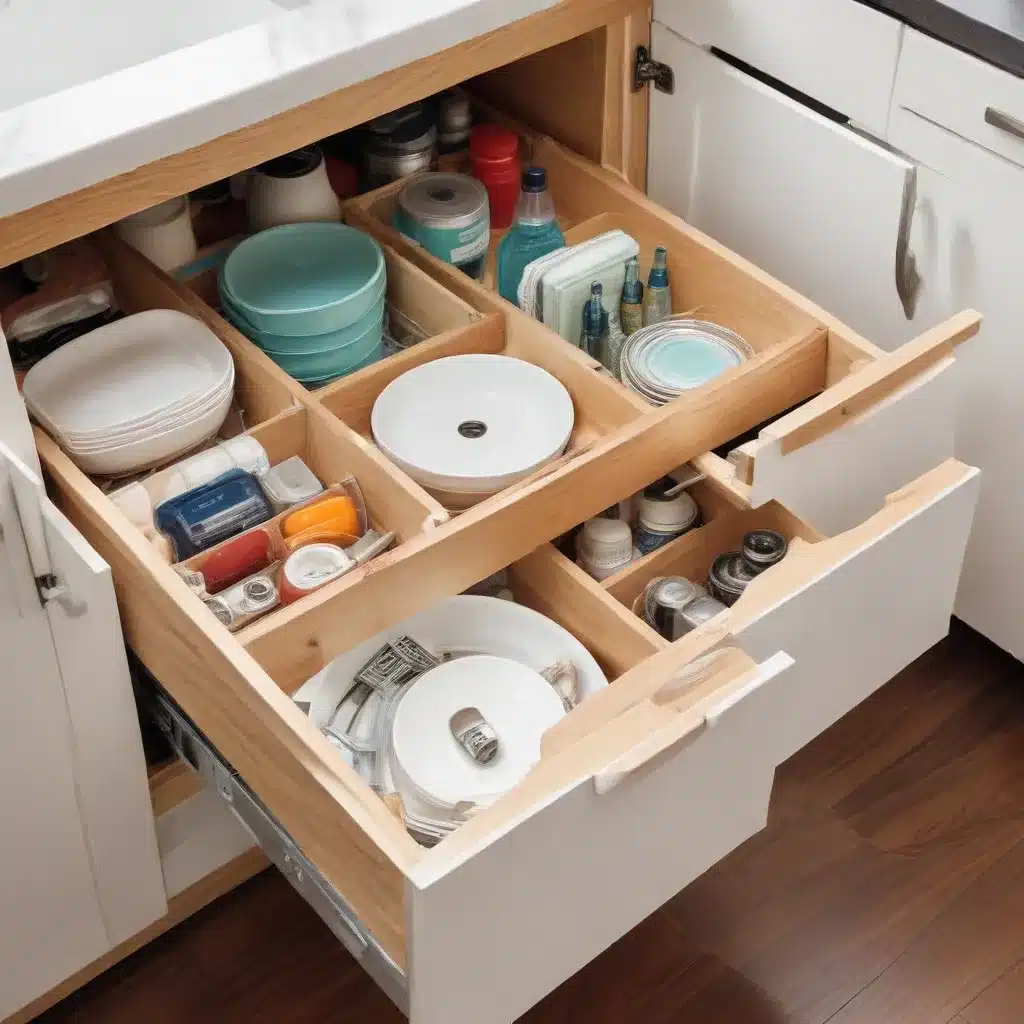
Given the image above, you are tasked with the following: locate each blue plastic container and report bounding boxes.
[220,223,385,337]
[221,289,386,355]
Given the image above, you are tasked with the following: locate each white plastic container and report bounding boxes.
[116,197,198,273]
[247,147,342,233]
[576,517,634,581]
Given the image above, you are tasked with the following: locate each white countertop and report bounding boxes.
[0,0,556,221]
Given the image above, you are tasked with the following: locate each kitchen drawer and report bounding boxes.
[651,0,903,133]
[30,134,980,1022]
[346,115,980,534]
[894,29,1024,172]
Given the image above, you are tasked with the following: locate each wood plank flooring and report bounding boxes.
[35,620,1024,1024]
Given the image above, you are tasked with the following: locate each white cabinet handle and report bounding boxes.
[985,107,1024,142]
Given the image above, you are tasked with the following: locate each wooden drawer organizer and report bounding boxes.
[33,114,983,1024]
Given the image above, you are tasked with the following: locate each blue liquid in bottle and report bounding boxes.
[496,166,566,306]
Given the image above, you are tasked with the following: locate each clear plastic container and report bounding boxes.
[259,456,324,511]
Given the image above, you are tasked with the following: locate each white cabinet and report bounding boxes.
[0,338,166,1018]
[887,107,1024,660]
[647,27,920,347]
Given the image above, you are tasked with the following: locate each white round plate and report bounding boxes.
[294,594,608,733]
[370,355,574,492]
[391,655,564,809]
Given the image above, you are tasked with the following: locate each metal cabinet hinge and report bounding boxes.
[634,46,674,94]
[35,572,87,616]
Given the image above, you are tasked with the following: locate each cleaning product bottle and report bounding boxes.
[643,246,672,326]
[620,255,644,337]
[496,166,566,305]
[580,281,609,360]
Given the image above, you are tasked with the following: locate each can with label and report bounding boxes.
[393,173,490,280]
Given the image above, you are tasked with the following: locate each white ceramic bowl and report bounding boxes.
[370,355,574,493]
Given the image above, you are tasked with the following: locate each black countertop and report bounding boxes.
[857,0,1024,78]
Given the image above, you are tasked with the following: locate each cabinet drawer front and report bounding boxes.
[732,459,980,764]
[403,462,977,1024]
[652,0,902,132]
[894,29,1024,172]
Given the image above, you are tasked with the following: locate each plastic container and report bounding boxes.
[635,484,700,556]
[259,456,324,512]
[496,167,566,305]
[219,223,385,337]
[576,517,634,582]
[392,173,490,280]
[155,470,273,561]
[279,544,354,605]
[469,125,521,230]
[197,528,275,594]
[247,146,342,233]
[281,495,360,541]
[116,197,198,273]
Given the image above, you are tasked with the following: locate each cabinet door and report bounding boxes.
[0,339,166,1017]
[888,108,1024,659]
[647,27,920,346]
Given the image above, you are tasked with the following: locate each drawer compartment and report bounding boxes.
[345,109,980,534]
[894,29,1024,171]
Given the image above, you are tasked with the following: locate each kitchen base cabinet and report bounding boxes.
[0,5,986,1021]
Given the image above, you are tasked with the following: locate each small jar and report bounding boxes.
[469,124,521,230]
[116,197,198,273]
[635,485,700,556]
[437,89,473,155]
[743,529,788,572]
[362,103,437,189]
[708,552,760,607]
[576,517,634,581]
[279,544,354,605]
[247,146,341,233]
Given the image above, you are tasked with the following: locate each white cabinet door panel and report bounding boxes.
[648,27,917,347]
[0,456,110,1018]
[889,108,1024,660]
[42,500,168,945]
[653,0,903,133]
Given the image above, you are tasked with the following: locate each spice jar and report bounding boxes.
[469,124,521,230]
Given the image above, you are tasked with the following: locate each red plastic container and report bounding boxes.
[470,125,521,230]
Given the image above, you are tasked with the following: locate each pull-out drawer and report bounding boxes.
[345,112,979,535]
[31,116,981,1022]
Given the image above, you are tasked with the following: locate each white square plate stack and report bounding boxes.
[23,309,235,476]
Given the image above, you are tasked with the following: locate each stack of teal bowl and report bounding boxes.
[219,223,387,387]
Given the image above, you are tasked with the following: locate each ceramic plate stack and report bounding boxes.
[370,354,575,509]
[220,222,386,387]
[292,595,609,845]
[23,309,234,476]
[619,319,754,405]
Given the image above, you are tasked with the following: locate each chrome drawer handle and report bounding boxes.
[985,107,1024,142]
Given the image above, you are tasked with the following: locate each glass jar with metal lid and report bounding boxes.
[362,102,437,189]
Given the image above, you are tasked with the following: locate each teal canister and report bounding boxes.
[393,172,490,280]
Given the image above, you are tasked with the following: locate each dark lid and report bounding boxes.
[258,146,323,179]
[470,123,519,161]
[521,166,548,193]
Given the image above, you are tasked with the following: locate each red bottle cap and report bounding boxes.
[470,124,519,162]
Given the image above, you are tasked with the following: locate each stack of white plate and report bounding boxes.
[23,310,235,476]
[370,354,575,509]
[293,595,609,844]
[619,319,753,406]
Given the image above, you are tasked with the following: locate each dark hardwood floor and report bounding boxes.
[37,620,1024,1023]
